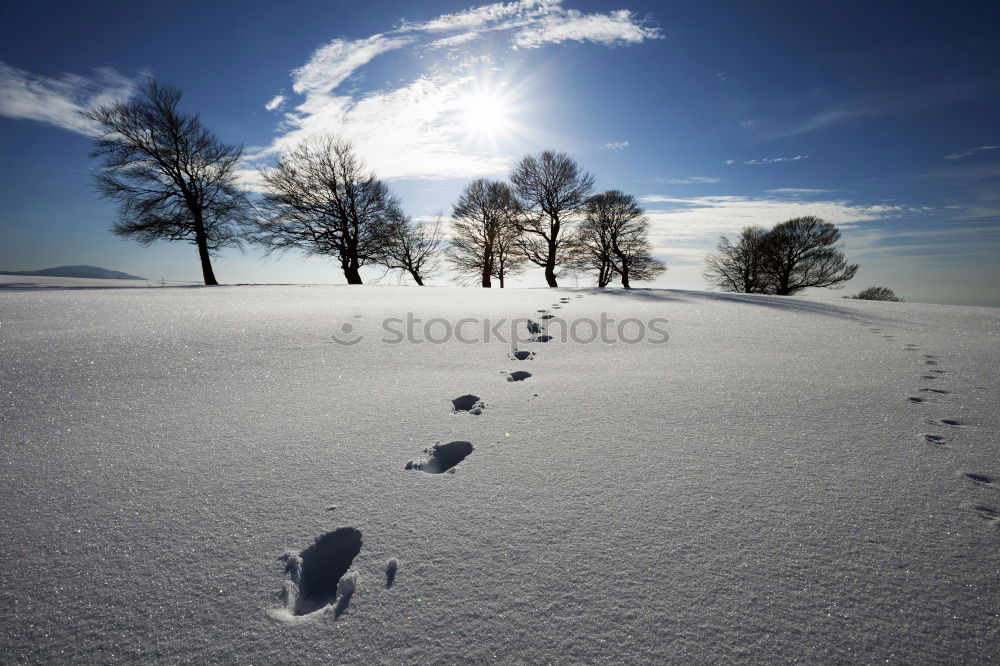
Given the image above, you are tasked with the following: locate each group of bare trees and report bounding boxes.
[703,218,859,296]
[448,152,666,289]
[88,78,858,296]
[87,79,666,288]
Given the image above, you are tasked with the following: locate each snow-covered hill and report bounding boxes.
[0,285,997,663]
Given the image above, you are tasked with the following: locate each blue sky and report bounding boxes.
[1,0,998,305]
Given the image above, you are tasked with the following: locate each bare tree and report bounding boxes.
[251,136,399,284]
[377,214,445,286]
[449,179,522,287]
[567,212,616,287]
[848,286,902,301]
[573,191,665,288]
[762,216,859,295]
[87,78,250,285]
[491,217,527,288]
[509,150,594,287]
[703,225,770,293]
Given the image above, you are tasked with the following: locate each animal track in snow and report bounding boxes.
[926,369,945,374]
[964,473,998,490]
[920,433,949,446]
[281,527,363,618]
[925,360,939,365]
[921,375,940,380]
[405,441,474,474]
[526,320,543,335]
[920,388,949,394]
[452,394,485,414]
[908,396,934,404]
[926,418,964,427]
[532,335,553,343]
[506,371,532,382]
[540,314,556,320]
[509,350,535,361]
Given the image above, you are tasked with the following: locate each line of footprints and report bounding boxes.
[276,294,586,620]
[860,320,998,527]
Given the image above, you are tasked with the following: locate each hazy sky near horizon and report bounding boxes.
[1,0,998,305]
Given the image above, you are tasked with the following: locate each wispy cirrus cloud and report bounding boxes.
[264,95,286,111]
[945,145,998,160]
[726,155,809,166]
[602,140,630,150]
[639,193,915,243]
[766,187,832,196]
[251,1,661,181]
[751,81,999,142]
[652,176,723,184]
[0,61,136,136]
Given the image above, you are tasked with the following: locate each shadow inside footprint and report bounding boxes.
[285,527,363,617]
[507,371,532,382]
[452,394,485,414]
[920,388,949,394]
[533,335,552,343]
[509,350,535,361]
[908,396,931,403]
[964,472,997,488]
[540,314,555,320]
[920,433,949,446]
[385,558,398,588]
[406,441,474,474]
[927,418,963,427]
[973,506,998,522]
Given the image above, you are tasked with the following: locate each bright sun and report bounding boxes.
[455,84,514,144]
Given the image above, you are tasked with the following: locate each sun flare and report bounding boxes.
[454,82,515,145]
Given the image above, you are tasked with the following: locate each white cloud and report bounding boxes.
[291,35,413,96]
[944,145,999,160]
[512,9,661,49]
[739,155,809,165]
[602,140,630,150]
[652,176,723,184]
[399,0,553,33]
[264,95,286,111]
[255,1,661,180]
[0,61,135,136]
[639,194,915,243]
[766,187,832,196]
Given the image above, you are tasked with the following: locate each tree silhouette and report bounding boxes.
[572,191,665,288]
[87,78,250,285]
[377,214,445,286]
[449,179,523,287]
[509,150,593,287]
[763,217,859,295]
[252,135,400,284]
[849,286,902,301]
[704,218,858,296]
[703,225,770,293]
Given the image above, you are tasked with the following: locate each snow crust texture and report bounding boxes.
[0,284,998,663]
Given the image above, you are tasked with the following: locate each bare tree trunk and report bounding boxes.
[619,255,631,289]
[544,244,558,287]
[409,269,424,286]
[193,215,219,286]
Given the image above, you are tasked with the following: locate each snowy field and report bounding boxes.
[1,281,998,663]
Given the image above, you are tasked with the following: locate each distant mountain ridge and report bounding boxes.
[0,265,145,280]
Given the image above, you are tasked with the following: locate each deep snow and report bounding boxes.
[0,282,998,663]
